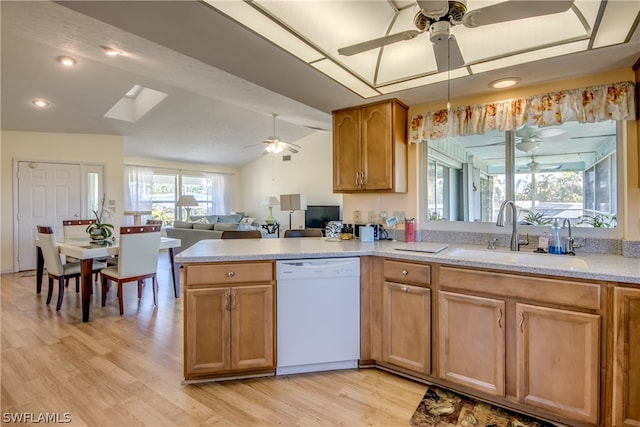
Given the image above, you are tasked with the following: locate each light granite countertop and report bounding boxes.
[175,238,640,284]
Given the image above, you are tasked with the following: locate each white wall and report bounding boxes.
[239,131,342,230]
[1,131,125,273]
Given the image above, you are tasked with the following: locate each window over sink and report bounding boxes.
[421,120,619,229]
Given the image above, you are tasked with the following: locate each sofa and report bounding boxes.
[165,214,265,253]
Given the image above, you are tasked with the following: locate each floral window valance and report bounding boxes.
[409,81,636,143]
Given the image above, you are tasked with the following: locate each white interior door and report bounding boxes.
[17,161,81,271]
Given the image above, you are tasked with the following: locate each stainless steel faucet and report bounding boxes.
[562,218,576,255]
[496,200,528,251]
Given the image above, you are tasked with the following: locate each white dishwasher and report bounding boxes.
[276,257,360,375]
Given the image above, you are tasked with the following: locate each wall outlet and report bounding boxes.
[368,211,376,223]
[393,211,406,222]
[353,210,361,223]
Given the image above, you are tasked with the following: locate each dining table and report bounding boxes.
[35,235,182,322]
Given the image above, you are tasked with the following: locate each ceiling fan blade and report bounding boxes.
[417,0,449,19]
[338,30,421,56]
[535,127,566,139]
[433,35,464,72]
[285,146,299,154]
[570,134,616,139]
[463,1,574,28]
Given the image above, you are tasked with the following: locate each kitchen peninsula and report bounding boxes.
[176,238,640,427]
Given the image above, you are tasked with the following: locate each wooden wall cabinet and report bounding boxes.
[438,267,602,425]
[612,286,640,427]
[380,260,431,374]
[332,99,407,193]
[183,262,275,380]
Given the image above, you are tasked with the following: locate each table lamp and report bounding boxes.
[176,195,199,221]
[262,196,280,224]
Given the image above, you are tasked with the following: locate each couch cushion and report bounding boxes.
[206,215,219,223]
[193,223,215,230]
[214,223,239,231]
[173,221,193,229]
[217,214,243,223]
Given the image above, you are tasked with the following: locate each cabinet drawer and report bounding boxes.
[384,259,430,286]
[186,262,274,286]
[439,266,601,310]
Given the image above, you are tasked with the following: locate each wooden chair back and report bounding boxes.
[284,229,323,238]
[221,230,262,239]
[117,225,162,278]
[63,219,96,238]
[37,226,64,276]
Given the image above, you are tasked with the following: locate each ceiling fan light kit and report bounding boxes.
[245,113,301,155]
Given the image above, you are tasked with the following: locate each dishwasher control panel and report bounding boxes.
[276,257,360,280]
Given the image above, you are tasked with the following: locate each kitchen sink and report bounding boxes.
[447,248,589,269]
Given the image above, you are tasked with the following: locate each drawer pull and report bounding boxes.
[519,312,525,332]
[401,286,408,293]
[227,271,235,277]
[497,308,502,329]
[402,270,409,276]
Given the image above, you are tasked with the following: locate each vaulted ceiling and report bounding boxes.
[2,1,638,167]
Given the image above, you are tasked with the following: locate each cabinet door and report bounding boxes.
[382,282,431,374]
[185,287,230,377]
[231,284,274,371]
[333,108,361,192]
[438,291,505,397]
[516,303,600,424]
[612,287,640,427]
[361,103,393,190]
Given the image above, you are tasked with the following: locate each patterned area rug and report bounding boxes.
[410,385,555,427]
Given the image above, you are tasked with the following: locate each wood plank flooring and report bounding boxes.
[1,251,426,426]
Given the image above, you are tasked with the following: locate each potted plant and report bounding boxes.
[86,194,114,240]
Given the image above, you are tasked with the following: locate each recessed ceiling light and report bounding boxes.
[57,56,77,66]
[32,99,50,108]
[489,78,521,89]
[101,45,123,56]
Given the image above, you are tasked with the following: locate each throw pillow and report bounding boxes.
[238,217,257,231]
[217,214,243,223]
[193,217,209,224]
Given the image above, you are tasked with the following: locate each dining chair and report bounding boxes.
[62,219,96,237]
[221,230,262,239]
[37,226,106,310]
[283,229,323,238]
[100,225,162,315]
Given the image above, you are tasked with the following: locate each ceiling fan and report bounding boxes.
[515,124,566,152]
[338,0,574,72]
[517,155,563,172]
[247,113,301,154]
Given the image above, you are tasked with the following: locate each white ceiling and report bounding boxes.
[1,1,639,167]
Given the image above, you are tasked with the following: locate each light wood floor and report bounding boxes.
[1,251,426,426]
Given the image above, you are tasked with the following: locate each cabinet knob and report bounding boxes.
[227,271,235,277]
[401,286,408,292]
[402,270,409,276]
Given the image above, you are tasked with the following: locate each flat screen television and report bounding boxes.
[305,205,340,230]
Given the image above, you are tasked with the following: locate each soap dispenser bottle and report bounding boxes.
[548,219,565,255]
